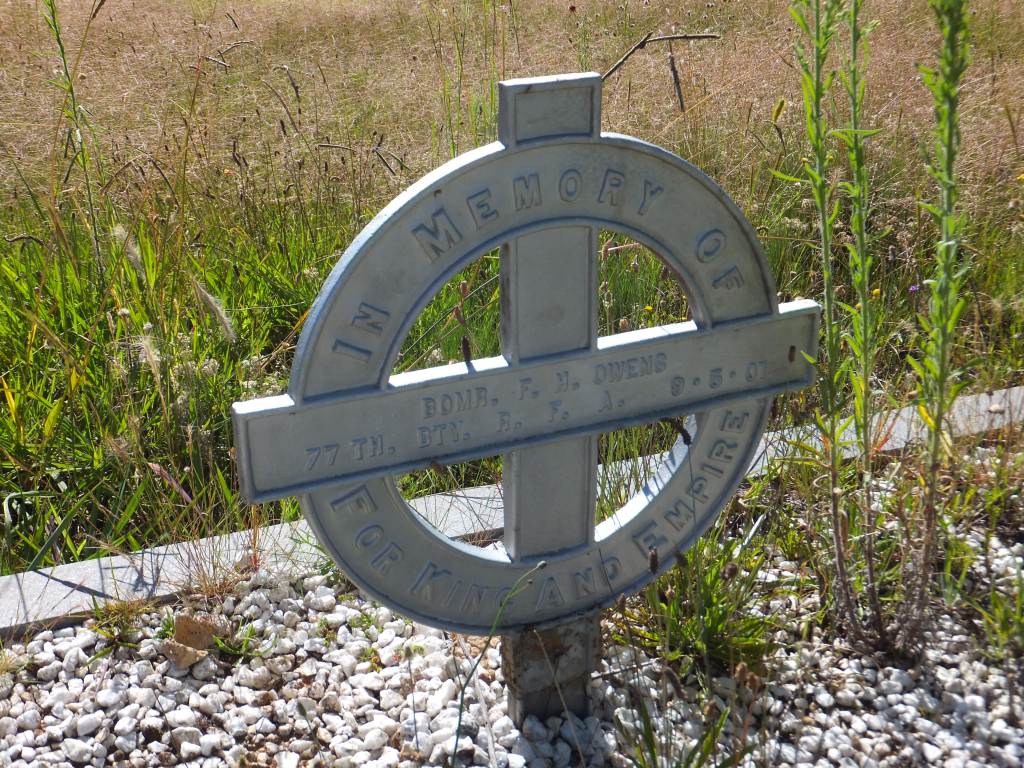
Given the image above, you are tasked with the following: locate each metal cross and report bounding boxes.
[231,73,819,721]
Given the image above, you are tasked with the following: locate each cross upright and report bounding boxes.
[498,75,607,718]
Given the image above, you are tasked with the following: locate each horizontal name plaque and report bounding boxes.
[235,302,816,501]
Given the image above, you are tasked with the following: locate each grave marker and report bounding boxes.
[231,73,820,721]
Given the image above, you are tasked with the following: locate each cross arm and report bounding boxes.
[232,300,819,503]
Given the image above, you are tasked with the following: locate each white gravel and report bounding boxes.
[0,515,1021,766]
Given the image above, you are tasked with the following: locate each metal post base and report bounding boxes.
[502,613,600,723]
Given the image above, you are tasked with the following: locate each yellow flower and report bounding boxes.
[643,305,654,312]
[871,288,881,297]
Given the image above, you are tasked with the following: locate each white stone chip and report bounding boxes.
[75,711,104,738]
[62,739,93,764]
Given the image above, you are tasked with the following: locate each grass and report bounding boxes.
[0,0,1023,756]
[619,513,777,679]
[213,623,272,661]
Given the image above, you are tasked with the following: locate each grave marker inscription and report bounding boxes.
[232,73,819,719]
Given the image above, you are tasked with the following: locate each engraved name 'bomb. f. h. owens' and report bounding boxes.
[231,73,820,634]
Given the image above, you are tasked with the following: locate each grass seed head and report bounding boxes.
[192,279,236,343]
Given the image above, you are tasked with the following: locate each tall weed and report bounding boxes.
[902,0,972,648]
[835,0,888,646]
[791,0,865,641]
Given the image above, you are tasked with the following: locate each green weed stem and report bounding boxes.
[792,0,865,643]
[837,0,886,645]
[42,0,104,281]
[904,0,971,648]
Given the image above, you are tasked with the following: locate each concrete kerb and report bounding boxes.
[1,385,1021,641]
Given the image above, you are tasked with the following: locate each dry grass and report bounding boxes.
[1,0,1021,215]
